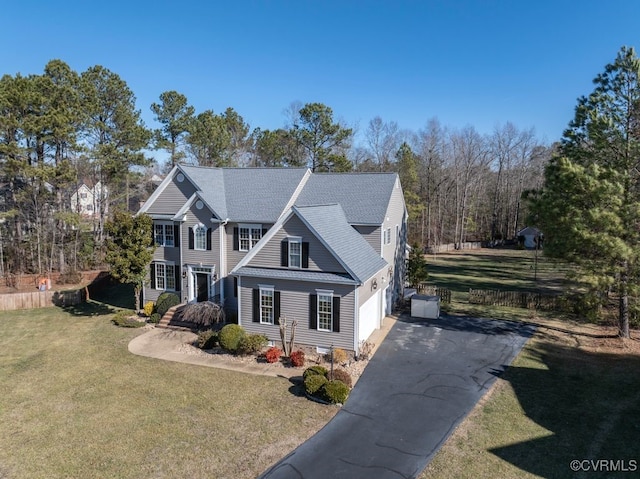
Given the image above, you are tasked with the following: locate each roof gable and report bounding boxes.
[233,204,387,284]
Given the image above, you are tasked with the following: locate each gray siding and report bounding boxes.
[353,225,381,254]
[145,176,197,214]
[250,215,347,274]
[357,266,388,307]
[182,203,220,266]
[239,276,356,351]
[381,178,408,304]
[226,222,273,272]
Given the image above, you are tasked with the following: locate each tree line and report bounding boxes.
[0,59,551,278]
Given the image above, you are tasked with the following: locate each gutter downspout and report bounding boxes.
[353,285,359,356]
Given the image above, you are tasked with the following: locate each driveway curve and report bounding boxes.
[260,314,535,479]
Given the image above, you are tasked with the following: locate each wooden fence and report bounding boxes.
[417,284,452,303]
[468,288,563,311]
[425,242,483,254]
[0,288,86,311]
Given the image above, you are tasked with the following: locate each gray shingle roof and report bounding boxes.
[295,173,398,225]
[294,204,387,283]
[233,267,358,285]
[180,165,308,222]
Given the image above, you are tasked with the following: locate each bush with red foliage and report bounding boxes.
[289,350,305,367]
[265,346,283,363]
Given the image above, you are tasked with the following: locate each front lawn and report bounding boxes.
[0,306,336,478]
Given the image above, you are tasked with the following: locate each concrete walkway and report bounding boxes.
[259,315,535,479]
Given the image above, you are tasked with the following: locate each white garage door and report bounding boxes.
[359,289,381,343]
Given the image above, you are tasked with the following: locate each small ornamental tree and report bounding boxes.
[407,242,429,287]
[105,211,155,312]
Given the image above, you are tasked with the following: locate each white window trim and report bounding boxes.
[238,223,262,252]
[287,236,302,269]
[316,289,333,332]
[155,261,176,291]
[259,284,275,325]
[193,223,207,251]
[155,221,175,247]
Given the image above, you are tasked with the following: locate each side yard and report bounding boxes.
[420,247,640,478]
[0,306,337,479]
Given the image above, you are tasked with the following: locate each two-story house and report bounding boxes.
[138,164,407,354]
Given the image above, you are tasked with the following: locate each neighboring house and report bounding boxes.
[70,181,107,218]
[137,164,407,354]
[517,226,542,249]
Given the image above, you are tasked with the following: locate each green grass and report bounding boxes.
[426,247,575,297]
[421,335,640,479]
[0,305,336,479]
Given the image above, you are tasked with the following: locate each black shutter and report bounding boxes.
[234,277,238,298]
[188,227,194,249]
[309,294,317,329]
[233,227,239,251]
[252,289,260,322]
[302,242,309,268]
[150,264,156,290]
[206,228,212,251]
[174,225,180,248]
[281,240,288,267]
[274,291,281,324]
[151,224,156,245]
[332,296,340,332]
[262,228,268,237]
[174,266,181,292]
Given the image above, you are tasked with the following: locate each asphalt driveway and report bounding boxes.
[260,314,535,479]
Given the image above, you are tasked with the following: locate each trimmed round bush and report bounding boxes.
[155,292,180,317]
[304,373,328,396]
[328,368,353,389]
[322,379,350,404]
[237,334,268,355]
[149,312,161,324]
[303,365,328,381]
[197,330,218,349]
[218,324,246,353]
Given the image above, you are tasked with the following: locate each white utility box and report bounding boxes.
[411,294,440,319]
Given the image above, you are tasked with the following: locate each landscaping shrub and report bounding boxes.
[149,312,161,324]
[304,373,328,396]
[326,347,348,365]
[218,324,246,353]
[112,310,146,328]
[181,301,225,327]
[289,349,305,367]
[237,334,268,355]
[155,292,180,317]
[265,346,283,363]
[143,301,155,317]
[328,368,353,389]
[303,365,328,380]
[322,379,350,404]
[197,330,218,349]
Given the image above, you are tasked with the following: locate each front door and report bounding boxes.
[196,273,209,302]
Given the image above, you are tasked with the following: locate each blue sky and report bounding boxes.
[2,1,640,148]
